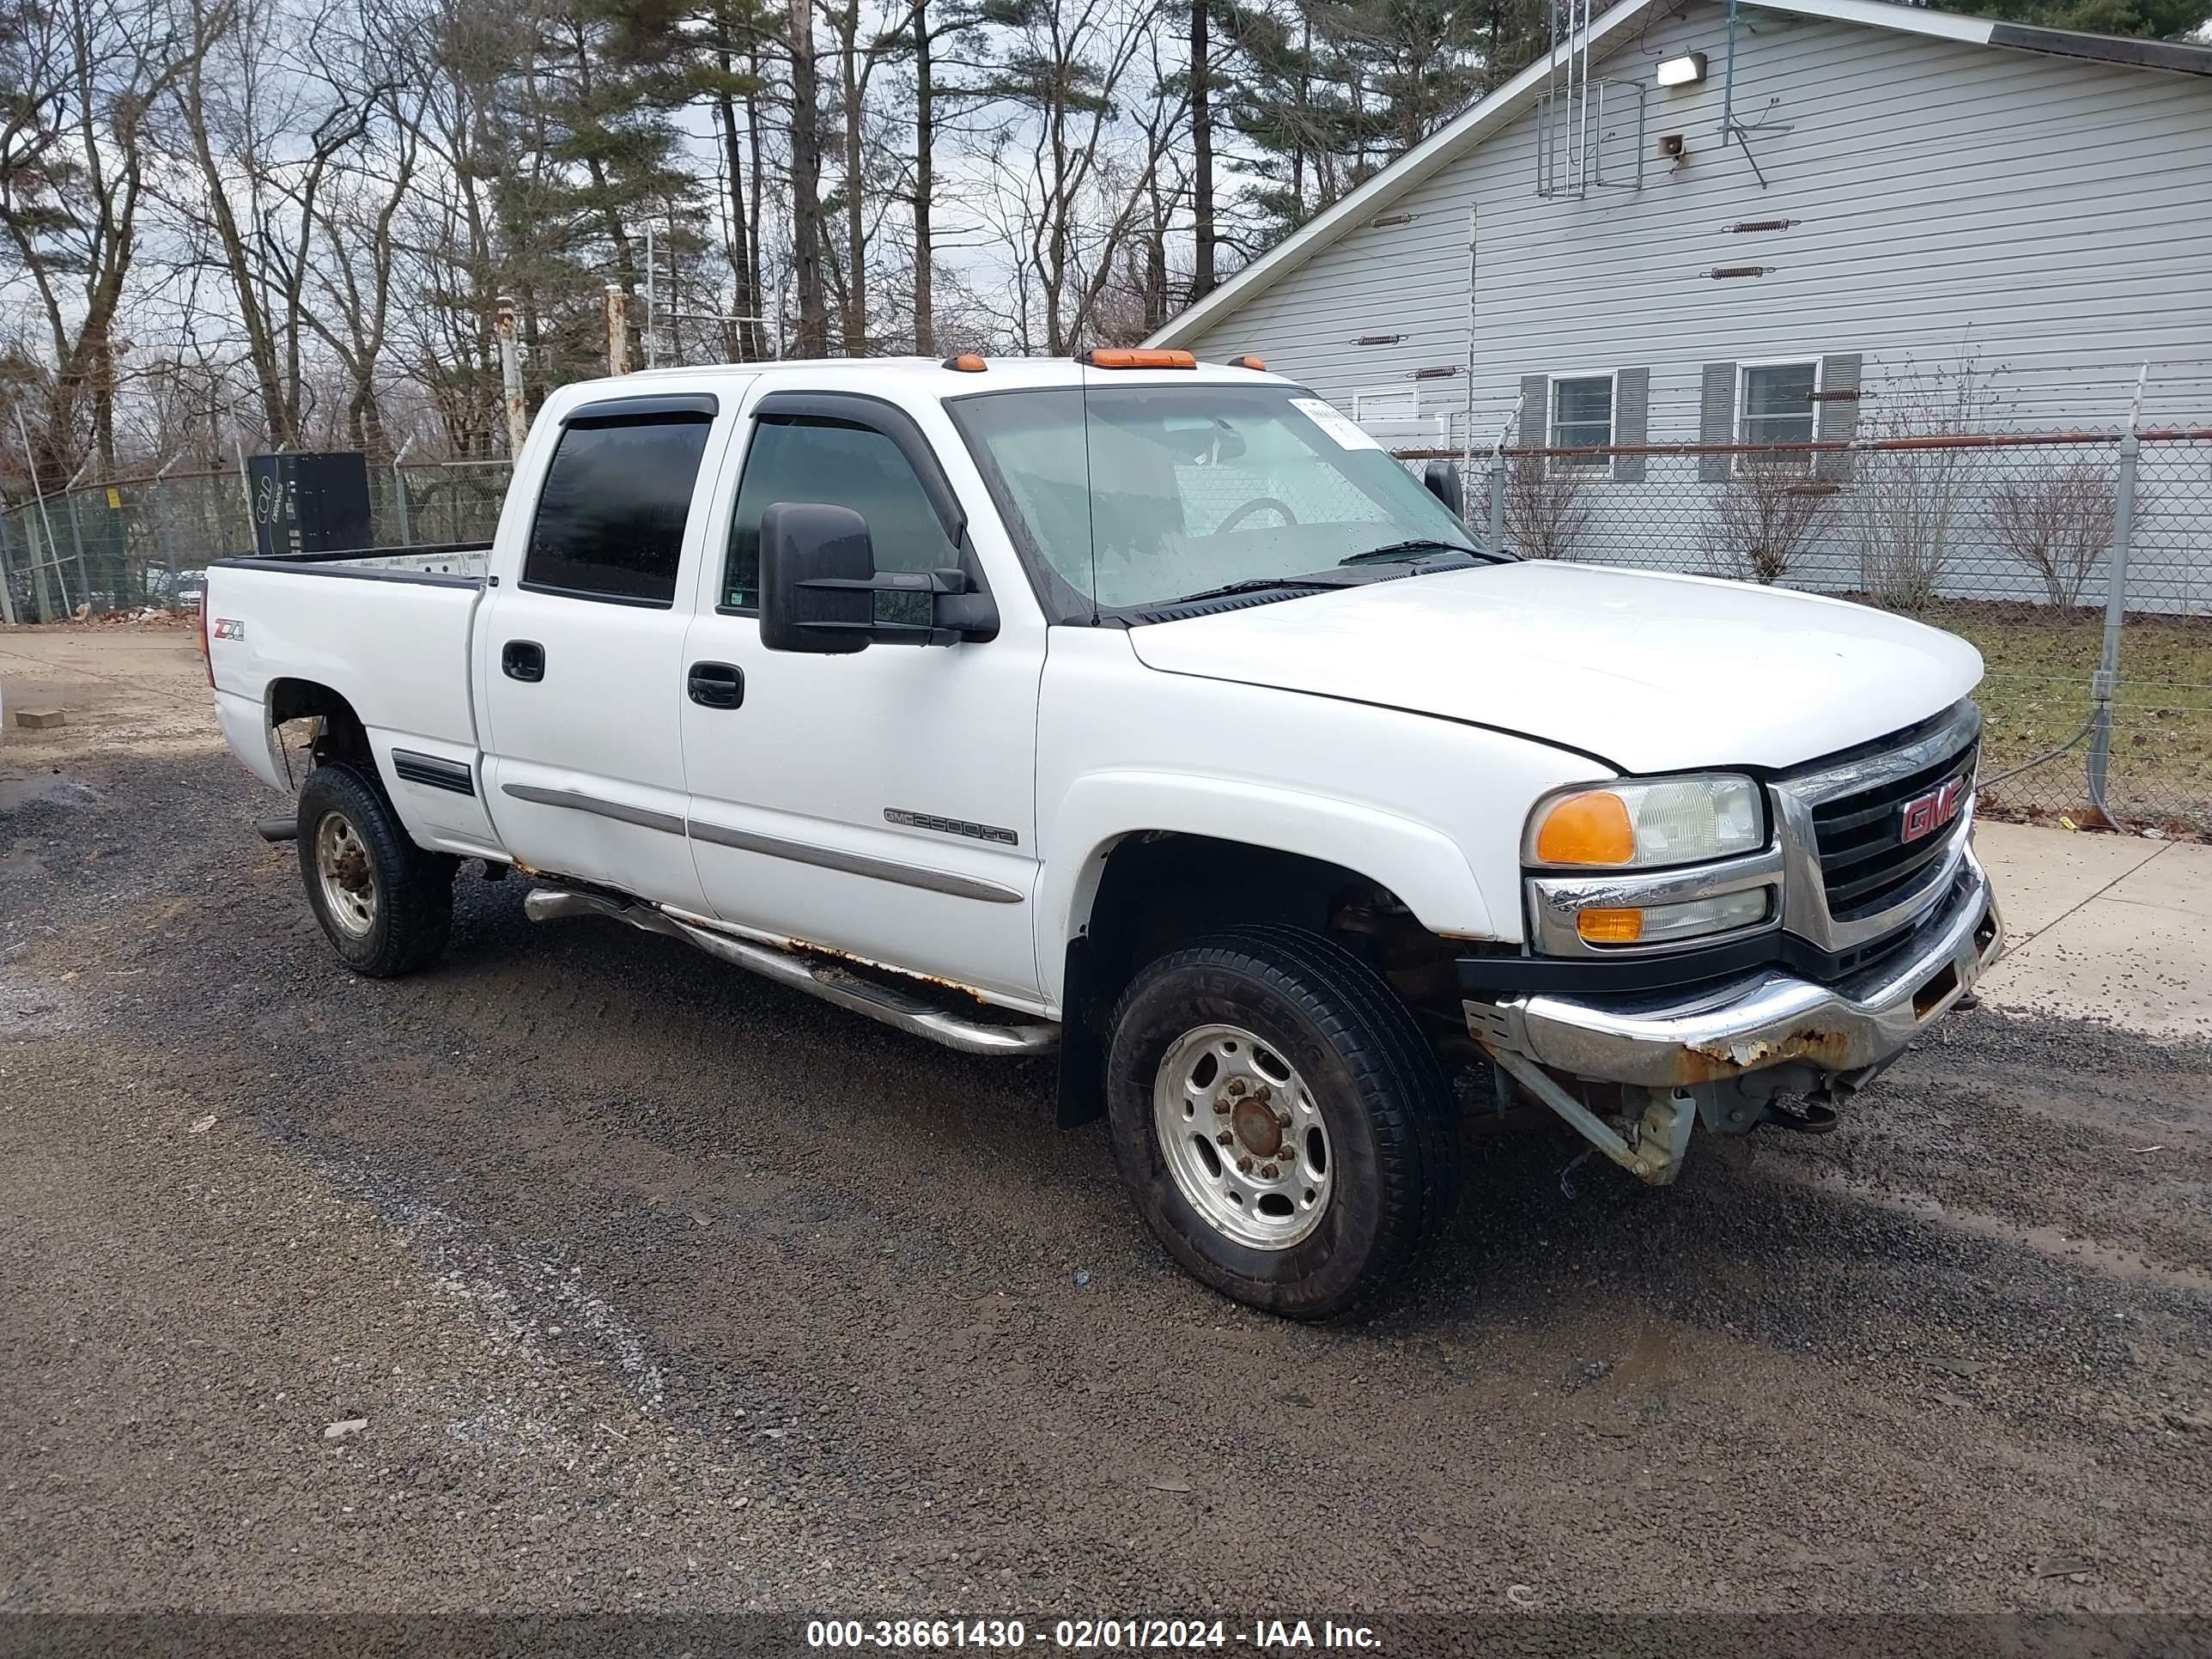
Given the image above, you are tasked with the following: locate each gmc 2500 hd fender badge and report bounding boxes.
[884,808,1019,847]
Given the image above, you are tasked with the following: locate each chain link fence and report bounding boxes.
[1400,429,2212,835]
[0,459,514,626]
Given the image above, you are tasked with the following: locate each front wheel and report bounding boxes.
[1104,927,1458,1320]
[295,761,455,978]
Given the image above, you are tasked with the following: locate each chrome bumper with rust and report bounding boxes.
[1466,849,2003,1091]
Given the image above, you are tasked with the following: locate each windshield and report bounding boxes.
[946,384,1477,617]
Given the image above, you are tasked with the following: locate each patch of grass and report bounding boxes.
[1915,599,2212,830]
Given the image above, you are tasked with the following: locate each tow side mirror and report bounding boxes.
[1423,459,1464,520]
[758,501,1000,653]
[760,501,875,653]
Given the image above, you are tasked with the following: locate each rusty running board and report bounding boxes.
[521,886,1060,1058]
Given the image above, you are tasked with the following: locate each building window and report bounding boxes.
[1736,361,1821,465]
[1549,374,1614,467]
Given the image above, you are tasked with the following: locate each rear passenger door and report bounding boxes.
[477,392,726,909]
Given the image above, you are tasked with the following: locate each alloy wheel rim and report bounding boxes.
[314,811,379,939]
[1152,1023,1333,1250]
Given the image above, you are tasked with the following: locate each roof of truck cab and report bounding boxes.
[570,355,1302,399]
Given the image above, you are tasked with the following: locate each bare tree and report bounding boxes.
[1698,471,1836,585]
[1990,461,2118,610]
[1504,453,1591,561]
[1851,356,2001,611]
[975,0,1187,356]
[0,0,201,477]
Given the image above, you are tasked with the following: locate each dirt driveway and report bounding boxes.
[3,629,2208,1639]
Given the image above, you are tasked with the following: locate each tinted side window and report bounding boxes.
[724,417,957,610]
[523,415,714,605]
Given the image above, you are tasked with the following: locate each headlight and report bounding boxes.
[1526,775,1765,870]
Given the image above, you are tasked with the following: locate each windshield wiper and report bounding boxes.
[1338,538,1486,567]
[1164,574,1364,606]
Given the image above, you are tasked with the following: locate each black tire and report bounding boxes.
[295,761,455,978]
[1104,925,1459,1320]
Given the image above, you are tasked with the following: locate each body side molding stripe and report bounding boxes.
[501,782,687,836]
[687,817,1025,904]
[392,749,477,796]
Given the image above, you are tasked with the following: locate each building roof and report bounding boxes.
[1146,0,2212,350]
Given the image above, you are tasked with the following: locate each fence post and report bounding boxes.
[2084,430,2140,814]
[1487,449,1508,556]
[0,509,18,626]
[64,489,94,615]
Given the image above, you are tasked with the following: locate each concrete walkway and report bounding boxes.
[1975,820,2212,1042]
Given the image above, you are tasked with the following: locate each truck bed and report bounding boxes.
[204,545,495,854]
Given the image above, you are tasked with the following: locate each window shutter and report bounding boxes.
[1815,352,1862,482]
[1612,368,1650,483]
[1698,362,1736,482]
[1518,374,1548,448]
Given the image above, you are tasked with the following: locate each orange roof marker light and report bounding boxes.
[1227,355,1267,371]
[942,352,988,372]
[1080,348,1196,370]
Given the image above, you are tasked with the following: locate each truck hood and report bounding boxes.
[1126,561,1984,774]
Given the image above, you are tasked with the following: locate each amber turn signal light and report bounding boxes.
[1227,355,1267,371]
[1081,348,1196,369]
[1534,791,1636,865]
[1575,908,1646,944]
[942,352,988,372]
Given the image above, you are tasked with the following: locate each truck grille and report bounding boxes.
[1809,738,1979,923]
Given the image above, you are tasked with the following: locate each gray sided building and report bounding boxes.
[1150,0,2212,607]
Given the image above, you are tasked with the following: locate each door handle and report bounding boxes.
[687,661,744,709]
[502,640,545,683]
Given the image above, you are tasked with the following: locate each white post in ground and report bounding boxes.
[605,283,630,376]
[496,297,529,457]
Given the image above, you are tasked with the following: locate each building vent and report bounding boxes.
[1353,334,1407,345]
[1728,218,1800,233]
[1708,265,1772,278]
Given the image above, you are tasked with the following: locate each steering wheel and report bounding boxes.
[1215,496,1298,533]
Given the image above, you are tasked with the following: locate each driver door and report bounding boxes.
[678,392,1046,1004]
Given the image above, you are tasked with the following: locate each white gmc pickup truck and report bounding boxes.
[206,351,2002,1318]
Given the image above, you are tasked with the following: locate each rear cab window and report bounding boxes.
[523,403,717,606]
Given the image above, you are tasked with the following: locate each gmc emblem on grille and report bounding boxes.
[1898,775,1967,844]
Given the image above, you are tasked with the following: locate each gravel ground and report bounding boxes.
[2,641,2209,1630]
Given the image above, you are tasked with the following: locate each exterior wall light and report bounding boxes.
[1656,52,1708,87]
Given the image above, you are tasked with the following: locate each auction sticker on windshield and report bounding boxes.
[1289,397,1382,450]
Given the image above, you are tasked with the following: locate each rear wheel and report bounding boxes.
[295,762,455,977]
[1104,926,1458,1320]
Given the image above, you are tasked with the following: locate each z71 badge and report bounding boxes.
[210,617,246,641]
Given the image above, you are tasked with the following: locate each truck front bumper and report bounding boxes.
[1464,849,2003,1092]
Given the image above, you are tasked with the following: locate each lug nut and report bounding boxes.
[1217,1130,1234,1146]
[1237,1155,1256,1174]
[1213,1099,1231,1115]
[1260,1163,1279,1180]
[1226,1079,1247,1097]
[1254,1084,1273,1102]
[1274,1110,1293,1129]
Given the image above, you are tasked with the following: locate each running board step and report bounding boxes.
[521,886,1059,1058]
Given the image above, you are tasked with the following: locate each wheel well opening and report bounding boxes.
[267,679,370,778]
[1074,831,1462,1038]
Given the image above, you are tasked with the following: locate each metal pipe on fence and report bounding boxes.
[1487,445,1507,557]
[14,407,70,617]
[0,508,19,625]
[64,489,92,616]
[2085,430,2142,814]
[392,435,416,547]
